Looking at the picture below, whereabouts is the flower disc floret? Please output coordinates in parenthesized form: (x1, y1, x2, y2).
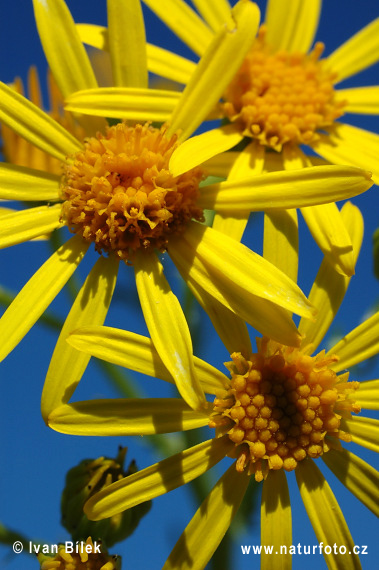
(209, 338, 360, 482)
(222, 27, 347, 150)
(61, 122, 204, 262)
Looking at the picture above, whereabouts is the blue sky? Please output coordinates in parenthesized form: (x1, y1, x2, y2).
(0, 1, 378, 569)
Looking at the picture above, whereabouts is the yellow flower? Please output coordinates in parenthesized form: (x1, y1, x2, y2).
(86, 0, 378, 276)
(1, 0, 372, 414)
(48, 202, 378, 569)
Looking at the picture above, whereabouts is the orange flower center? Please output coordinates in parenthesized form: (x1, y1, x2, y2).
(61, 122, 204, 262)
(222, 27, 347, 150)
(209, 338, 360, 482)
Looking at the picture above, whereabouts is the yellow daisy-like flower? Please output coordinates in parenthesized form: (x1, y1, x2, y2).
(48, 202, 378, 569)
(78, 0, 378, 277)
(1, 0, 372, 414)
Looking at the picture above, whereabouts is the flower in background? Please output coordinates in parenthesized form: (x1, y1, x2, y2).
(49, 202, 378, 569)
(116, 0, 379, 276)
(2, 0, 373, 416)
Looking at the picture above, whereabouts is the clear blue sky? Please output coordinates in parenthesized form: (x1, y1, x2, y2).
(0, 1, 378, 569)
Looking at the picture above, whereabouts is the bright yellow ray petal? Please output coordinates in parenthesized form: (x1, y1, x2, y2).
(76, 23, 107, 50)
(341, 416, 379, 453)
(64, 87, 180, 121)
(0, 82, 81, 161)
(326, 18, 379, 83)
(84, 436, 233, 520)
(169, 226, 305, 347)
(164, 463, 249, 570)
(354, 380, 379, 410)
(168, 1, 260, 140)
(261, 470, 292, 569)
(299, 202, 363, 352)
(77, 24, 196, 85)
(41, 255, 119, 422)
(265, 0, 321, 53)
(107, 0, 147, 87)
(313, 123, 379, 185)
(32, 0, 98, 97)
(67, 325, 229, 394)
(329, 311, 379, 372)
(264, 209, 298, 284)
(199, 165, 373, 211)
(169, 124, 244, 177)
(339, 86, 379, 115)
(213, 141, 265, 242)
(48, 398, 211, 435)
(0, 164, 60, 201)
(296, 459, 361, 570)
(0, 235, 88, 362)
(301, 202, 355, 277)
(191, 0, 233, 32)
(175, 222, 314, 319)
(0, 205, 62, 249)
(188, 280, 252, 356)
(142, 0, 213, 56)
(202, 151, 237, 178)
(146, 44, 195, 85)
(322, 447, 379, 517)
(134, 252, 206, 411)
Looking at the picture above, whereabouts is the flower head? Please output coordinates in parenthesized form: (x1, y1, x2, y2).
(48, 201, 379, 569)
(137, 0, 379, 275)
(37, 537, 121, 570)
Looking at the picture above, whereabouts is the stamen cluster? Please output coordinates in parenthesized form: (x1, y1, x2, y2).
(61, 122, 204, 262)
(210, 338, 360, 482)
(222, 27, 346, 150)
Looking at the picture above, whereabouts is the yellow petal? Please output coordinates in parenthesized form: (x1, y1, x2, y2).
(329, 311, 379, 372)
(41, 255, 119, 422)
(299, 202, 363, 352)
(164, 463, 249, 570)
(48, 398, 211, 435)
(0, 81, 81, 161)
(32, 0, 98, 97)
(142, 0, 213, 56)
(107, 0, 148, 87)
(0, 164, 60, 201)
(191, 0, 234, 32)
(174, 222, 314, 319)
(339, 86, 379, 115)
(341, 416, 379, 453)
(326, 18, 379, 83)
(168, 0, 260, 140)
(199, 165, 373, 211)
(264, 209, 298, 284)
(65, 87, 180, 121)
(169, 226, 304, 347)
(301, 202, 354, 277)
(134, 252, 206, 411)
(169, 124, 244, 177)
(84, 436, 232, 520)
(188, 281, 252, 356)
(313, 123, 379, 185)
(354, 379, 379, 410)
(77, 24, 196, 85)
(67, 325, 229, 394)
(202, 151, 238, 178)
(0, 235, 88, 362)
(146, 44, 196, 85)
(322, 448, 379, 517)
(296, 459, 361, 570)
(265, 0, 321, 53)
(261, 470, 292, 569)
(0, 205, 62, 249)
